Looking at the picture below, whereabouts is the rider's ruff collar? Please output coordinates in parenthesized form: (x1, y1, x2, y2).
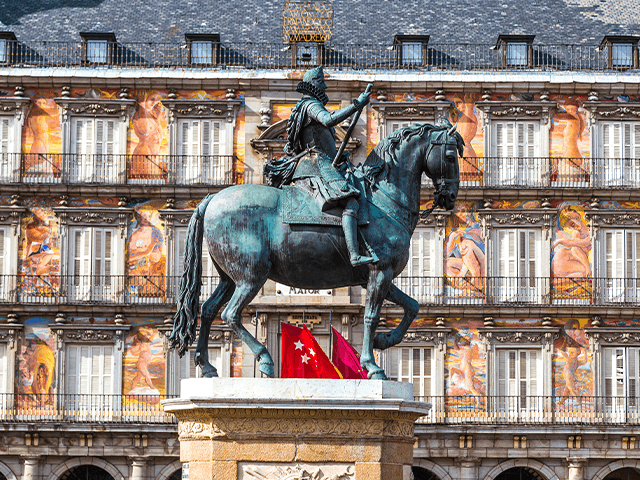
(296, 81, 329, 105)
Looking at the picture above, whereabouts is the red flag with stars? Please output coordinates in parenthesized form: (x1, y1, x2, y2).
(280, 322, 342, 379)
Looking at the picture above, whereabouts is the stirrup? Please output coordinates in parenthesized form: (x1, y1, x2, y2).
(350, 254, 376, 267)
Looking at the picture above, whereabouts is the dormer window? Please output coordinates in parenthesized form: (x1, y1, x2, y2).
(185, 34, 220, 66)
(0, 32, 16, 64)
(80, 32, 116, 64)
(296, 43, 318, 64)
(394, 35, 429, 66)
(495, 35, 535, 67)
(600, 35, 639, 69)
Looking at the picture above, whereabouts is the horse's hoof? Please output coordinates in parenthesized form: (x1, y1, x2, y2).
(259, 361, 275, 378)
(367, 368, 388, 380)
(203, 369, 219, 378)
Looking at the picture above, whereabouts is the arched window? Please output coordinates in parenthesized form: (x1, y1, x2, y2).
(60, 465, 115, 480)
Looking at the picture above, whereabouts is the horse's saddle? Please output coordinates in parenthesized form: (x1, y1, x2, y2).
(281, 180, 369, 226)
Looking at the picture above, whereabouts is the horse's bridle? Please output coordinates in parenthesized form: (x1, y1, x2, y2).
(420, 130, 460, 219)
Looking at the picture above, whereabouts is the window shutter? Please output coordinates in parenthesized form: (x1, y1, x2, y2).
(0, 227, 7, 278)
(102, 346, 113, 394)
(629, 348, 640, 401)
(497, 230, 516, 299)
(497, 349, 507, 397)
(79, 346, 91, 395)
(0, 118, 10, 154)
(90, 346, 102, 395)
(175, 228, 187, 279)
(66, 345, 79, 395)
(604, 347, 614, 398)
(386, 348, 399, 381)
(0, 344, 7, 394)
(72, 228, 92, 298)
(605, 230, 625, 301)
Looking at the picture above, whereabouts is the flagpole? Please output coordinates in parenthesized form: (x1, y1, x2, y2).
(329, 310, 333, 360)
(253, 311, 258, 377)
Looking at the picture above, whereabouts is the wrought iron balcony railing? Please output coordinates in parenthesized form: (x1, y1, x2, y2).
(0, 41, 634, 73)
(18, 153, 236, 186)
(393, 276, 639, 306)
(0, 393, 177, 424)
(0, 274, 635, 307)
(414, 396, 640, 425)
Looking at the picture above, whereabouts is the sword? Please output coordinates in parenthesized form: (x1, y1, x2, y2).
(332, 83, 373, 168)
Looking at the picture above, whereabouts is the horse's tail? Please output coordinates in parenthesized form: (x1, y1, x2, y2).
(169, 194, 215, 357)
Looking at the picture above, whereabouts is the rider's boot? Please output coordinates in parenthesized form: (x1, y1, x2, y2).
(342, 207, 376, 267)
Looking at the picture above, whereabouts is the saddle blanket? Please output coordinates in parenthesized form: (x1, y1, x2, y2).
(281, 184, 369, 226)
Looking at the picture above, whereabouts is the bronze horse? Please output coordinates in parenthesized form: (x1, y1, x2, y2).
(170, 123, 463, 379)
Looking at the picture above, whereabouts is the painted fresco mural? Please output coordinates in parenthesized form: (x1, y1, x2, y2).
(123, 319, 165, 402)
(22, 90, 62, 179)
(445, 319, 486, 408)
(127, 199, 167, 300)
(16, 317, 56, 407)
(444, 202, 485, 301)
(554, 318, 592, 401)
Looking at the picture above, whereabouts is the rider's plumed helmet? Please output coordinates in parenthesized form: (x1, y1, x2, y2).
(296, 66, 329, 105)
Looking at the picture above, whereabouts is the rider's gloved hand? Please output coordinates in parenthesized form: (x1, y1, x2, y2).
(356, 90, 371, 108)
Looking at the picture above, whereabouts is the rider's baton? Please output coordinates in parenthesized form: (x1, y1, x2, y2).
(332, 83, 373, 168)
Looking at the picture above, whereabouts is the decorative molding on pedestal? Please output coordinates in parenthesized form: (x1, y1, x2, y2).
(241, 463, 354, 480)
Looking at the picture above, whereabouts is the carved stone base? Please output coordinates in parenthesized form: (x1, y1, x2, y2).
(163, 378, 430, 480)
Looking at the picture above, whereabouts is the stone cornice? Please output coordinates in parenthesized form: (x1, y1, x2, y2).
(54, 206, 135, 237)
(583, 101, 640, 119)
(478, 326, 560, 351)
(0, 323, 22, 348)
(475, 101, 554, 124)
(162, 99, 242, 124)
(477, 208, 554, 239)
(55, 97, 136, 122)
(50, 324, 131, 350)
(371, 101, 451, 121)
(585, 327, 640, 351)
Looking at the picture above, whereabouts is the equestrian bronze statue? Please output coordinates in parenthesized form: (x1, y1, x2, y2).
(170, 67, 463, 379)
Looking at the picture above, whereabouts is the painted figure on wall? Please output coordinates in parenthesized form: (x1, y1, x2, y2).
(16, 318, 56, 407)
(127, 201, 166, 298)
(444, 203, 485, 298)
(552, 205, 592, 301)
(129, 90, 167, 181)
(554, 319, 591, 402)
(451, 93, 479, 181)
(551, 98, 588, 183)
(123, 323, 165, 398)
(24, 208, 59, 277)
(23, 94, 61, 179)
(446, 324, 486, 408)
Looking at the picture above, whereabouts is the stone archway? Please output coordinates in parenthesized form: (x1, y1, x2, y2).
(48, 458, 124, 480)
(483, 459, 559, 480)
(155, 460, 183, 480)
(593, 461, 640, 480)
(412, 459, 453, 480)
(0, 460, 17, 480)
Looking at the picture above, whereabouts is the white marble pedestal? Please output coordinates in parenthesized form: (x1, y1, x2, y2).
(163, 378, 430, 480)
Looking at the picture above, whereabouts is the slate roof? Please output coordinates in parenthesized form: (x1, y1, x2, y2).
(0, 0, 637, 45)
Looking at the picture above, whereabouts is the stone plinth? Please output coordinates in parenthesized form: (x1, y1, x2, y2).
(163, 378, 430, 480)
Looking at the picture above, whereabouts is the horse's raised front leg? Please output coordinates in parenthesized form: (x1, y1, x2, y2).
(373, 283, 419, 350)
(220, 278, 274, 377)
(361, 267, 393, 380)
(195, 272, 235, 378)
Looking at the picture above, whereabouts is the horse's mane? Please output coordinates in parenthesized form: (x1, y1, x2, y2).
(360, 123, 463, 181)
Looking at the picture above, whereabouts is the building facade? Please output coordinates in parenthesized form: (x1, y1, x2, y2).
(0, 1, 638, 479)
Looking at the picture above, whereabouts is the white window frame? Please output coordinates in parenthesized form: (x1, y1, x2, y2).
(395, 227, 442, 304)
(0, 98, 28, 182)
(479, 208, 552, 305)
(165, 328, 233, 395)
(481, 327, 557, 421)
(386, 345, 435, 399)
(495, 347, 542, 415)
(164, 99, 240, 186)
(0, 323, 20, 414)
(597, 228, 640, 304)
(57, 98, 134, 185)
(596, 121, 640, 187)
(477, 102, 551, 188)
(176, 118, 227, 184)
(70, 117, 120, 183)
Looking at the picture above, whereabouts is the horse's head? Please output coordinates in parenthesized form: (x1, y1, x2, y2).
(424, 122, 464, 211)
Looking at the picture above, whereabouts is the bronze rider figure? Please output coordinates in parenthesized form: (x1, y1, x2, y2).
(284, 66, 375, 267)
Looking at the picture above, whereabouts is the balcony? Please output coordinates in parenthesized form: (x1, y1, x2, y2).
(392, 276, 640, 306)
(9, 275, 220, 305)
(0, 393, 177, 424)
(19, 153, 236, 186)
(415, 396, 640, 425)
(0, 41, 633, 73)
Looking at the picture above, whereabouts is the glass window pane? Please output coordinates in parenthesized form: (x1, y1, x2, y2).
(402, 42, 423, 65)
(87, 40, 108, 63)
(506, 43, 528, 66)
(0, 39, 6, 63)
(296, 43, 318, 64)
(191, 41, 213, 64)
(612, 43, 633, 67)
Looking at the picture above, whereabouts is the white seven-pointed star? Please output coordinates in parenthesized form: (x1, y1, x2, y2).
(301, 353, 310, 364)
(309, 348, 316, 357)
(294, 340, 304, 351)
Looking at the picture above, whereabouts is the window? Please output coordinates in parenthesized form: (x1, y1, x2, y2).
(394, 35, 429, 67)
(600, 36, 639, 69)
(168, 342, 231, 395)
(80, 32, 116, 64)
(492, 229, 542, 303)
(602, 347, 640, 414)
(491, 121, 541, 186)
(65, 345, 115, 417)
(71, 118, 118, 183)
(496, 349, 541, 413)
(598, 121, 640, 186)
(175, 226, 219, 301)
(0, 227, 10, 299)
(495, 35, 534, 68)
(296, 43, 319, 64)
(177, 119, 226, 184)
(395, 229, 439, 303)
(0, 32, 16, 64)
(69, 227, 117, 302)
(600, 229, 640, 303)
(386, 346, 434, 398)
(0, 343, 7, 394)
(185, 34, 219, 66)
(0, 109, 24, 182)
(612, 43, 634, 67)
